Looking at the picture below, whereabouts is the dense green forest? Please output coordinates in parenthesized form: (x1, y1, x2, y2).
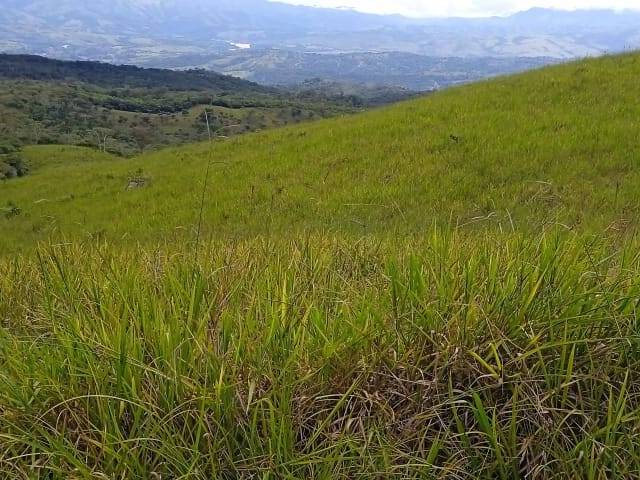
(0, 54, 274, 91)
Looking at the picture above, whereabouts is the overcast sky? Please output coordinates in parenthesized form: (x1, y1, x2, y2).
(275, 0, 640, 17)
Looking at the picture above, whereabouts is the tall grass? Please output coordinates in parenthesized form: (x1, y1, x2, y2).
(1, 232, 639, 478)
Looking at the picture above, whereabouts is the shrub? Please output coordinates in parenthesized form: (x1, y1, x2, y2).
(0, 151, 28, 180)
(0, 144, 17, 154)
(0, 162, 16, 180)
(2, 201, 21, 218)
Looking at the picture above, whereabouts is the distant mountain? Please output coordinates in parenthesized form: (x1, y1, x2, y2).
(2, 1, 638, 59)
(1, 1, 639, 89)
(0, 0, 404, 56)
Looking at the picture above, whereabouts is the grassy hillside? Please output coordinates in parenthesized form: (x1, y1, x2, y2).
(2, 54, 640, 478)
(1, 53, 640, 251)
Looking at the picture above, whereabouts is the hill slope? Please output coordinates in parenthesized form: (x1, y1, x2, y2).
(0, 54, 386, 156)
(3, 53, 640, 480)
(2, 53, 640, 251)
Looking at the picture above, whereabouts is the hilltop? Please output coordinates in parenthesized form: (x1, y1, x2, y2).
(1, 53, 639, 251)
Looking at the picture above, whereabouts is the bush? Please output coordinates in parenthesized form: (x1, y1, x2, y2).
(0, 152, 28, 179)
(2, 201, 21, 218)
(0, 144, 17, 155)
(0, 162, 16, 180)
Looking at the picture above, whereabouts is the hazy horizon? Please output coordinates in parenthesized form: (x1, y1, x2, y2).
(272, 0, 640, 18)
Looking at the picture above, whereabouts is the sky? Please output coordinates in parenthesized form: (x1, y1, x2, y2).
(275, 0, 640, 17)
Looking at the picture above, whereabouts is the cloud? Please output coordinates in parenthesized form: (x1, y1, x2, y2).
(273, 0, 640, 17)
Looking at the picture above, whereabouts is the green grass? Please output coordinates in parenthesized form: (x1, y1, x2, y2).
(2, 53, 640, 253)
(2, 53, 640, 478)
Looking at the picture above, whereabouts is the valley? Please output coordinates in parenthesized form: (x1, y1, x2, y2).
(158, 49, 556, 91)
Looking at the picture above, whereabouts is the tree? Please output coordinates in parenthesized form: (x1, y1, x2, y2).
(92, 128, 111, 152)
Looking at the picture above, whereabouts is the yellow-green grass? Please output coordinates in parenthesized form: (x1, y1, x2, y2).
(2, 53, 640, 253)
(1, 234, 640, 478)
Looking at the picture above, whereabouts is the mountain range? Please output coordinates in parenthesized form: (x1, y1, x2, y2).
(1, 1, 639, 89)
